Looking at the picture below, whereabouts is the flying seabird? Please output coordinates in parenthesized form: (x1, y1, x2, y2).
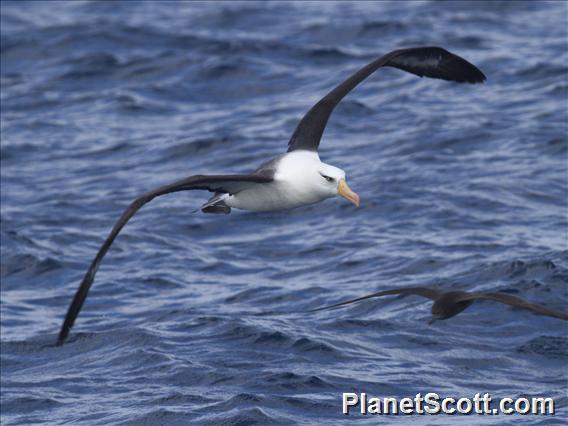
(310, 287, 568, 322)
(57, 46, 486, 344)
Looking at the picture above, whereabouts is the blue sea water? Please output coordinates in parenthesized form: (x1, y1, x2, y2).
(1, 0, 567, 424)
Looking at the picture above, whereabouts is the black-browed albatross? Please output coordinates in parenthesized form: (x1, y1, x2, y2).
(57, 46, 486, 344)
(310, 287, 568, 322)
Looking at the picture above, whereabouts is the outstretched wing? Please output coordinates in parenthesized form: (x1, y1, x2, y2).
(288, 46, 486, 152)
(57, 173, 273, 345)
(459, 292, 568, 321)
(309, 286, 442, 312)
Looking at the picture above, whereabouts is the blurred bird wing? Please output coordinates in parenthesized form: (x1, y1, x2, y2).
(309, 286, 442, 312)
(459, 292, 568, 321)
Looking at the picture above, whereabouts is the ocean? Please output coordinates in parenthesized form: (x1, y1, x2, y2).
(1, 1, 567, 424)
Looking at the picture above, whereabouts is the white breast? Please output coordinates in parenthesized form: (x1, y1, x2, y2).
(225, 151, 332, 211)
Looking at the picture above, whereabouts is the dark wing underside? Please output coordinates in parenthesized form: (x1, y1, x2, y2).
(460, 292, 568, 321)
(287, 46, 486, 152)
(310, 286, 442, 312)
(57, 173, 273, 345)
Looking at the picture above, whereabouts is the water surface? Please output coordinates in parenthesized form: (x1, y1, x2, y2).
(1, 1, 567, 424)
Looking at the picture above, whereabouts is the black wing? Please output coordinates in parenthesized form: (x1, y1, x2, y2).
(459, 292, 568, 321)
(288, 46, 486, 152)
(57, 173, 273, 345)
(309, 286, 442, 312)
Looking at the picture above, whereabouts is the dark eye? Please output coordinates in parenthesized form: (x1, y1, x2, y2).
(320, 174, 334, 183)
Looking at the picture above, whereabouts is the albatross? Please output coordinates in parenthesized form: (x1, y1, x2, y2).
(310, 287, 568, 322)
(57, 46, 486, 344)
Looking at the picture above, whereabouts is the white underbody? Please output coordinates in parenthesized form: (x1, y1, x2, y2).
(224, 150, 344, 212)
(225, 180, 327, 211)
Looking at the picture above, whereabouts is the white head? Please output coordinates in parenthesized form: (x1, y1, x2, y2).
(315, 162, 360, 206)
(275, 151, 360, 208)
